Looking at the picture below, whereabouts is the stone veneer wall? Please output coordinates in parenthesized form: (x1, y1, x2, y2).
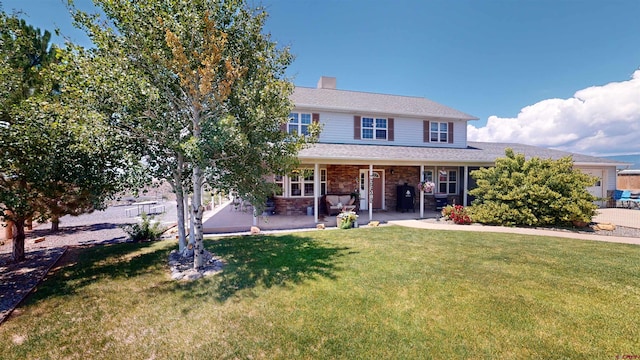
(326, 165, 360, 194)
(383, 166, 420, 211)
(274, 197, 314, 216)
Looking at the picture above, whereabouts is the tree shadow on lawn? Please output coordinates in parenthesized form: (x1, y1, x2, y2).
(178, 234, 350, 302)
(20, 234, 348, 307)
(26, 223, 132, 239)
(22, 240, 170, 306)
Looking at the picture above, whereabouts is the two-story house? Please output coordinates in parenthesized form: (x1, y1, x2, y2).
(272, 76, 621, 223)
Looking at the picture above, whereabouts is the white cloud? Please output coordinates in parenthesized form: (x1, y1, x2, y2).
(468, 69, 640, 155)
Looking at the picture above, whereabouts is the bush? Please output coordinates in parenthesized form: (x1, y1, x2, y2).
(122, 213, 166, 242)
(469, 149, 598, 227)
(441, 205, 472, 225)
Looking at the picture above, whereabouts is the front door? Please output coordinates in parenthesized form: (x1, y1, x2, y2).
(359, 169, 384, 210)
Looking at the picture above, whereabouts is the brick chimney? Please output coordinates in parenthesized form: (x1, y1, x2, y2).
(317, 76, 336, 89)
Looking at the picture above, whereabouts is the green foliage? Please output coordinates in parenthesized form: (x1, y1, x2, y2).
(0, 10, 145, 260)
(69, 0, 317, 261)
(469, 149, 598, 226)
(122, 213, 166, 242)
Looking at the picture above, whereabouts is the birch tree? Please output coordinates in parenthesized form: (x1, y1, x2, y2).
(72, 0, 314, 269)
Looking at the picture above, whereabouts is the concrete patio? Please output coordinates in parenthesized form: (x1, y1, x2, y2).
(202, 201, 443, 234)
(201, 201, 640, 235)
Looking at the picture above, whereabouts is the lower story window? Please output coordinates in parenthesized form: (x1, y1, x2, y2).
(438, 169, 457, 194)
(274, 169, 327, 197)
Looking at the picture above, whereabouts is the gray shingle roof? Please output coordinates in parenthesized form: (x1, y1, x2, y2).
(298, 142, 626, 166)
(292, 87, 478, 121)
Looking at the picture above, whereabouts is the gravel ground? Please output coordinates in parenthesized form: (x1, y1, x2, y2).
(0, 202, 178, 324)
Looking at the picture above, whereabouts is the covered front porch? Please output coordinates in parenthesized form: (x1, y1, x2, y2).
(202, 201, 443, 234)
(271, 162, 478, 224)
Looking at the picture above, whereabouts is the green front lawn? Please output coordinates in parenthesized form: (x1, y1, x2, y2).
(1, 226, 639, 359)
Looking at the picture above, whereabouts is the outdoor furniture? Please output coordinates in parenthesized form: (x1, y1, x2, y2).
(613, 190, 640, 208)
(230, 196, 253, 212)
(629, 191, 640, 208)
(262, 197, 276, 216)
(323, 194, 357, 216)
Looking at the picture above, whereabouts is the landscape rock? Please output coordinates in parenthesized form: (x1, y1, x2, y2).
(168, 248, 225, 282)
(182, 269, 203, 281)
(594, 222, 616, 231)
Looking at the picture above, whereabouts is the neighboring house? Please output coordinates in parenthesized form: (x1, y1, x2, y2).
(272, 76, 624, 221)
(618, 169, 640, 190)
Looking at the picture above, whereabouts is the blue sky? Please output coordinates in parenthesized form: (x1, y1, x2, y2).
(3, 0, 640, 156)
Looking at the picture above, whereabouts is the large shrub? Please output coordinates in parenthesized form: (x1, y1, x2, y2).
(469, 149, 598, 227)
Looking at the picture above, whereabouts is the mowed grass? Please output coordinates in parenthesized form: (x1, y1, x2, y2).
(1, 226, 640, 359)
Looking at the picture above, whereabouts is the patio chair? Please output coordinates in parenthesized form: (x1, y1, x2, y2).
(629, 191, 640, 209)
(614, 190, 636, 208)
(231, 196, 242, 211)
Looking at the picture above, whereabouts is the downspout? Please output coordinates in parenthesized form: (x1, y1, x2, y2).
(463, 166, 468, 206)
(314, 163, 319, 223)
(369, 164, 374, 221)
(420, 165, 424, 218)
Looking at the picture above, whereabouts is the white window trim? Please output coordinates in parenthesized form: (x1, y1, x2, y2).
(273, 168, 327, 198)
(430, 121, 449, 143)
(362, 116, 388, 140)
(437, 168, 458, 195)
(288, 112, 312, 136)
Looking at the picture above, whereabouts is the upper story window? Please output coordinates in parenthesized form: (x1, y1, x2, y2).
(430, 122, 449, 143)
(362, 117, 387, 140)
(288, 112, 311, 135)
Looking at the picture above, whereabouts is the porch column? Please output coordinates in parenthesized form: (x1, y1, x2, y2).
(463, 166, 469, 206)
(314, 162, 320, 223)
(420, 165, 424, 218)
(369, 164, 374, 221)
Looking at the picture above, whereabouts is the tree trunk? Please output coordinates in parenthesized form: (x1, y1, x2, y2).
(175, 190, 187, 252)
(186, 194, 194, 245)
(50, 215, 60, 232)
(192, 165, 204, 269)
(12, 218, 26, 262)
(191, 104, 205, 269)
(173, 156, 187, 252)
